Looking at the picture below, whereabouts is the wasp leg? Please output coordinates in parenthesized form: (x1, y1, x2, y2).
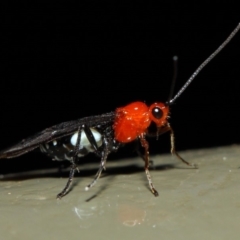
(57, 126, 82, 199)
(164, 123, 198, 168)
(85, 138, 110, 191)
(139, 134, 159, 197)
(57, 163, 79, 199)
(57, 124, 106, 198)
(134, 141, 155, 169)
(83, 124, 101, 156)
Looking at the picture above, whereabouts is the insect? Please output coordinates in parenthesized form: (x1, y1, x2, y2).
(0, 24, 239, 199)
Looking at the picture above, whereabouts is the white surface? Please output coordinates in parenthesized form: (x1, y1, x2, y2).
(70, 128, 102, 149)
(1, 145, 240, 240)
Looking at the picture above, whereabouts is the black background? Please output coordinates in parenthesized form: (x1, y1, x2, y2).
(1, 2, 240, 174)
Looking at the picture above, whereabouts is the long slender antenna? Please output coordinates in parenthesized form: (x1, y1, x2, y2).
(169, 23, 240, 105)
(168, 56, 178, 102)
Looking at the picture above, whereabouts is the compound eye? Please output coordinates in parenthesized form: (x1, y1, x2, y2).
(152, 107, 163, 119)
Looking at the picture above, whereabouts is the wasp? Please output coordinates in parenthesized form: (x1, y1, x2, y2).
(1, 24, 239, 198)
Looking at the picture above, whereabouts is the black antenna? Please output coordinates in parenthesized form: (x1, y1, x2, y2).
(169, 23, 240, 105)
(167, 56, 178, 102)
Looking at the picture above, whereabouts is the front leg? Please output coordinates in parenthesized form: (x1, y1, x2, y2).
(164, 123, 197, 168)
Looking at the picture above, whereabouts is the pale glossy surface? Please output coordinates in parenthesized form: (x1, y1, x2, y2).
(1, 145, 240, 240)
(70, 128, 102, 149)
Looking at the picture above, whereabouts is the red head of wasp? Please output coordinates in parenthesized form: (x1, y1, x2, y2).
(0, 24, 239, 199)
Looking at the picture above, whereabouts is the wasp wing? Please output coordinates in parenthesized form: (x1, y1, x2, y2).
(0, 112, 115, 159)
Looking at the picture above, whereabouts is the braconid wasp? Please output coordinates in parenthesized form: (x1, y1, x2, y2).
(0, 24, 239, 199)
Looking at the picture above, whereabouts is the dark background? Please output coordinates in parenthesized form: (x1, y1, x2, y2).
(1, 2, 240, 174)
